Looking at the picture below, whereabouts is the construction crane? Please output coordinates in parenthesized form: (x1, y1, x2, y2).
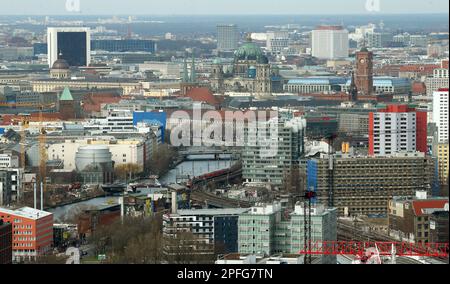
(298, 240, 449, 259)
(0, 102, 55, 209)
(303, 188, 316, 264)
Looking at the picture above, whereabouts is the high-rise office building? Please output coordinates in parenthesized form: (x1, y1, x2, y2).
(311, 26, 349, 60)
(47, 27, 91, 67)
(369, 105, 427, 156)
(242, 113, 306, 187)
(217, 25, 239, 51)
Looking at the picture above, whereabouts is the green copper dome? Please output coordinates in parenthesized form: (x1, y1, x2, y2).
(234, 37, 268, 64)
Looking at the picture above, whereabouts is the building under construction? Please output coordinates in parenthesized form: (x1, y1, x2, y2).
(307, 152, 436, 216)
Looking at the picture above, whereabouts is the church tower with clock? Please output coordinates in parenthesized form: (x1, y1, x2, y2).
(355, 47, 373, 96)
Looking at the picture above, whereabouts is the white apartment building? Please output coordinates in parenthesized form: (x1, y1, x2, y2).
(433, 89, 449, 143)
(312, 26, 349, 60)
(371, 111, 417, 156)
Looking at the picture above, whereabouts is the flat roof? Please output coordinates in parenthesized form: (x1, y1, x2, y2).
(176, 208, 250, 216)
(0, 207, 52, 220)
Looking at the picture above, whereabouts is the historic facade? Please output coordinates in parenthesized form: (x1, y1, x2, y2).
(210, 35, 277, 94)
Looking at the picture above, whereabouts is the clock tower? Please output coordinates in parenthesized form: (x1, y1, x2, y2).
(355, 47, 373, 96)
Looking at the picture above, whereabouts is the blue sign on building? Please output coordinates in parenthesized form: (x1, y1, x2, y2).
(133, 112, 167, 141)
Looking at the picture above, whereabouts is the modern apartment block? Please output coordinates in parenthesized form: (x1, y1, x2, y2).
(432, 89, 449, 143)
(237, 202, 337, 264)
(369, 104, 427, 156)
(163, 208, 249, 255)
(307, 152, 436, 216)
(0, 207, 53, 262)
(242, 113, 306, 187)
(432, 89, 449, 185)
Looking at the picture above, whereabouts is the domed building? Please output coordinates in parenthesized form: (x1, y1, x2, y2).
(211, 34, 277, 95)
(50, 53, 71, 79)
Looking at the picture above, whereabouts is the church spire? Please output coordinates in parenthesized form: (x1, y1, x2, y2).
(349, 71, 358, 102)
(190, 53, 196, 83)
(182, 56, 189, 83)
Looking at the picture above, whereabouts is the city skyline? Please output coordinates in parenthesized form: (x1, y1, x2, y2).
(1, 0, 449, 15)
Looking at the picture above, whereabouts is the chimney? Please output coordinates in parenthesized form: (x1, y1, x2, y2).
(171, 191, 177, 214)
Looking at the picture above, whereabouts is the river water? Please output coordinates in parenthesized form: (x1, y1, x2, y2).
(49, 157, 234, 221)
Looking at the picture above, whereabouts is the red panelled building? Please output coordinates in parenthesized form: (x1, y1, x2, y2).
(369, 105, 427, 156)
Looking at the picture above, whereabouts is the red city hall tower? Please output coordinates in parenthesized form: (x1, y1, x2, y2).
(356, 47, 373, 96)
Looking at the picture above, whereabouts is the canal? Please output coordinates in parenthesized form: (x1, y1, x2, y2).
(49, 156, 236, 221)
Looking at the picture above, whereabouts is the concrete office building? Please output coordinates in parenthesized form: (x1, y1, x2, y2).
(0, 153, 19, 168)
(365, 32, 393, 48)
(47, 27, 91, 68)
(338, 113, 369, 136)
(410, 35, 429, 47)
(307, 152, 436, 216)
(237, 202, 337, 264)
(0, 168, 22, 206)
(163, 208, 249, 255)
(266, 31, 289, 54)
(217, 25, 239, 51)
(91, 39, 157, 53)
(311, 26, 349, 60)
(426, 67, 449, 97)
(242, 114, 306, 187)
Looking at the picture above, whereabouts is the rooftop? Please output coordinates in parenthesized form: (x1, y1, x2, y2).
(0, 207, 52, 220)
(175, 208, 250, 216)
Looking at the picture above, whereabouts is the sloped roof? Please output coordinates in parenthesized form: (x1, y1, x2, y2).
(60, 87, 74, 101)
(412, 199, 449, 216)
(185, 87, 220, 106)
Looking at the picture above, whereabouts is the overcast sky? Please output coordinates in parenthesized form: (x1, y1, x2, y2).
(1, 0, 448, 15)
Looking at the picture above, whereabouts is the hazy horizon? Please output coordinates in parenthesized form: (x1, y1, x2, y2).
(1, 0, 448, 15)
